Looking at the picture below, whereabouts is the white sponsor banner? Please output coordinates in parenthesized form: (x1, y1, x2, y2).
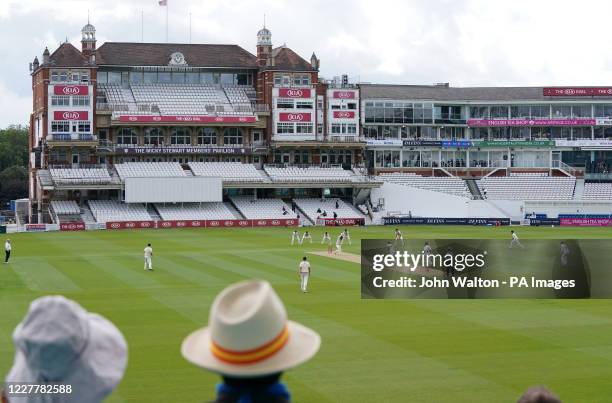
(555, 139, 612, 147)
(596, 118, 612, 126)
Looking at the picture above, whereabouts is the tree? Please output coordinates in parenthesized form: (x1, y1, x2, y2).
(0, 126, 29, 205)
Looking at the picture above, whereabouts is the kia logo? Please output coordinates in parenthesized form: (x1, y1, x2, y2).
(210, 221, 219, 226)
(224, 221, 234, 226)
(335, 91, 352, 98)
(336, 112, 351, 118)
(286, 220, 294, 225)
(129, 116, 137, 121)
(111, 223, 120, 229)
(162, 222, 171, 227)
(62, 111, 80, 120)
(126, 222, 135, 228)
(271, 220, 280, 225)
(177, 222, 186, 227)
(564, 89, 575, 95)
(257, 220, 266, 226)
(62, 86, 81, 95)
(286, 89, 303, 97)
(239, 221, 249, 226)
(287, 113, 304, 121)
(192, 221, 200, 226)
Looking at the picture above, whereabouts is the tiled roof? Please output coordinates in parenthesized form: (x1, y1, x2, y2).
(268, 46, 314, 71)
(45, 43, 89, 67)
(96, 42, 258, 68)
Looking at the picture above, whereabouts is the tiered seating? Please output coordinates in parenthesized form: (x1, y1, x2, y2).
(264, 166, 353, 183)
(477, 176, 576, 200)
(114, 162, 186, 180)
(50, 168, 112, 185)
(223, 86, 251, 105)
(88, 200, 151, 223)
(294, 198, 364, 222)
(51, 200, 80, 215)
(583, 183, 612, 199)
(98, 83, 126, 104)
(188, 162, 262, 182)
(155, 203, 236, 220)
(131, 84, 246, 116)
(380, 173, 470, 197)
(231, 197, 296, 219)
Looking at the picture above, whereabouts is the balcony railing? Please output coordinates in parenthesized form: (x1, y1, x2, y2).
(47, 133, 97, 142)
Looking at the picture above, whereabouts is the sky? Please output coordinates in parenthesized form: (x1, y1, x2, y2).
(1, 0, 612, 127)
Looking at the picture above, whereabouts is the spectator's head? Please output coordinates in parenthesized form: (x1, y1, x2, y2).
(517, 386, 561, 403)
(182, 280, 320, 378)
(6, 296, 127, 401)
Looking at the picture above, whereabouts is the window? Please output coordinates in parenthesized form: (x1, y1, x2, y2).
(171, 127, 191, 145)
(220, 73, 234, 85)
(197, 128, 217, 145)
(346, 124, 357, 134)
(80, 72, 89, 83)
(51, 121, 70, 132)
(129, 72, 144, 83)
(77, 121, 91, 133)
(572, 105, 591, 118)
(276, 99, 294, 109)
(51, 96, 70, 106)
(59, 71, 68, 82)
(489, 106, 507, 118)
(72, 96, 90, 106)
(171, 71, 185, 83)
(510, 105, 530, 118)
(552, 105, 571, 118)
(186, 72, 199, 84)
(200, 72, 215, 84)
(331, 124, 341, 134)
(51, 72, 59, 82)
(116, 128, 137, 145)
(296, 101, 313, 109)
(223, 128, 243, 145)
(108, 71, 121, 84)
(252, 131, 262, 143)
(331, 123, 356, 134)
(293, 74, 310, 86)
(158, 72, 171, 83)
(594, 104, 612, 117)
(276, 123, 293, 134)
(144, 128, 164, 145)
(144, 72, 157, 83)
(531, 105, 550, 118)
(296, 123, 313, 134)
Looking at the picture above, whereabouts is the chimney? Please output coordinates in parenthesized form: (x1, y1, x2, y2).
(310, 52, 320, 71)
(42, 47, 50, 64)
(32, 56, 40, 71)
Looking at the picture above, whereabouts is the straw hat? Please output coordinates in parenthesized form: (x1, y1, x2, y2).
(5, 296, 127, 403)
(181, 280, 320, 377)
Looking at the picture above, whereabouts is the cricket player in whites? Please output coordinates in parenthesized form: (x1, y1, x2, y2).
(509, 230, 524, 249)
(301, 230, 313, 244)
(298, 256, 311, 293)
(321, 231, 331, 244)
(394, 228, 404, 247)
(144, 243, 153, 271)
(335, 233, 345, 255)
(291, 229, 301, 246)
(343, 229, 352, 245)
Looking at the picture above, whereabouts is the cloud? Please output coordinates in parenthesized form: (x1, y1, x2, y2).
(0, 80, 32, 127)
(3, 0, 612, 126)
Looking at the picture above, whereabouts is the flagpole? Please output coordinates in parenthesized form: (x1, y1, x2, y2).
(141, 9, 144, 42)
(189, 12, 192, 44)
(166, 2, 169, 43)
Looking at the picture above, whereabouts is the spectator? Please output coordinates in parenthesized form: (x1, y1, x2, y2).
(335, 200, 339, 209)
(2, 296, 127, 403)
(333, 211, 338, 220)
(517, 386, 561, 403)
(322, 211, 327, 217)
(316, 208, 322, 214)
(181, 280, 321, 403)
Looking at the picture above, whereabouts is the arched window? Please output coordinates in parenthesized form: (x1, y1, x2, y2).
(197, 128, 217, 145)
(223, 128, 243, 145)
(171, 127, 191, 145)
(116, 127, 137, 145)
(144, 127, 164, 145)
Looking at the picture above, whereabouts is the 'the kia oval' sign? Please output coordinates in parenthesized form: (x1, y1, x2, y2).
(278, 88, 312, 98)
(53, 111, 88, 121)
(279, 112, 311, 122)
(53, 85, 89, 96)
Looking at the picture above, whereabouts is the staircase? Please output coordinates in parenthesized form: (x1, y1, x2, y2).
(224, 201, 245, 219)
(146, 205, 161, 221)
(466, 179, 483, 200)
(573, 178, 585, 199)
(80, 205, 96, 224)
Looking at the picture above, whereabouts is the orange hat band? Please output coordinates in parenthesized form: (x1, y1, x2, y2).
(210, 325, 290, 365)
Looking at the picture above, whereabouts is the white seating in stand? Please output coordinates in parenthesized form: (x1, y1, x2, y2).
(293, 198, 364, 222)
(188, 162, 262, 182)
(114, 162, 186, 180)
(88, 200, 151, 223)
(50, 168, 111, 185)
(264, 166, 353, 183)
(51, 200, 80, 215)
(379, 173, 470, 197)
(583, 183, 612, 200)
(155, 203, 237, 220)
(231, 197, 296, 219)
(477, 176, 576, 200)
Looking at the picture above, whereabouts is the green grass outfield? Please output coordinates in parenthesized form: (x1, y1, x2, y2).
(1, 225, 612, 402)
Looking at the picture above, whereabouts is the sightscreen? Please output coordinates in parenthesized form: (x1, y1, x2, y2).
(124, 177, 222, 203)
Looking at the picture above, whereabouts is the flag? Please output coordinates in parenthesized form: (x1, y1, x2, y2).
(159, 0, 167, 6)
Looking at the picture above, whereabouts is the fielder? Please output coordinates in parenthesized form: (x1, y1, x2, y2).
(560, 241, 570, 266)
(4, 239, 11, 264)
(509, 230, 524, 249)
(144, 243, 153, 271)
(301, 230, 313, 244)
(321, 231, 331, 244)
(291, 229, 301, 246)
(343, 229, 352, 245)
(335, 234, 345, 255)
(298, 256, 311, 293)
(394, 228, 404, 247)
